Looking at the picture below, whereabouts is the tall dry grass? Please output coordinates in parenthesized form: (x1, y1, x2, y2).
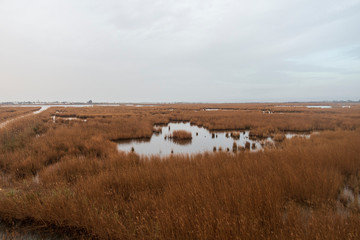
(169, 130, 192, 140)
(0, 103, 359, 239)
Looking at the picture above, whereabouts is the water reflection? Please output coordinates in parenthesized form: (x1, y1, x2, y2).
(306, 105, 332, 109)
(117, 122, 271, 156)
(285, 133, 311, 139)
(51, 115, 88, 123)
(172, 139, 192, 145)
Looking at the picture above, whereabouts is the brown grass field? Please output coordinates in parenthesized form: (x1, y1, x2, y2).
(0, 103, 359, 239)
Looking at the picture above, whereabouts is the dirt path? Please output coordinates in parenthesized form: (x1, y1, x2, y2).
(0, 106, 49, 130)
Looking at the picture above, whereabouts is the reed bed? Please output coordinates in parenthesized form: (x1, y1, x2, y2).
(273, 133, 286, 142)
(0, 103, 359, 239)
(45, 103, 360, 139)
(169, 130, 192, 140)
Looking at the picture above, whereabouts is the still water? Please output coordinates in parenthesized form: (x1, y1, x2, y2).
(117, 122, 277, 156)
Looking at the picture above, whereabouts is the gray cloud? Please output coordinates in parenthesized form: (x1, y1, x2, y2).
(0, 0, 359, 102)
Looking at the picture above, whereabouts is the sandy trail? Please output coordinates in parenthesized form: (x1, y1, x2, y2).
(0, 105, 93, 129)
(0, 106, 49, 129)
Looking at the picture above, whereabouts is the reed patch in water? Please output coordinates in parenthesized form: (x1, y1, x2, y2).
(168, 130, 192, 140)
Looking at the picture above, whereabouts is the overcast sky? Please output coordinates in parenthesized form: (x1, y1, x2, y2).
(0, 0, 359, 103)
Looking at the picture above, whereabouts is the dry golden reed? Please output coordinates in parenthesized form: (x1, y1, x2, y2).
(0, 103, 359, 239)
(169, 130, 192, 140)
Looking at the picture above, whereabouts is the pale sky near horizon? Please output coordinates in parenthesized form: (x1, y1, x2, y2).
(0, 0, 359, 103)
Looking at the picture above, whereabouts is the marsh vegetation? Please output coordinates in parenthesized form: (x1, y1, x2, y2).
(0, 103, 359, 239)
